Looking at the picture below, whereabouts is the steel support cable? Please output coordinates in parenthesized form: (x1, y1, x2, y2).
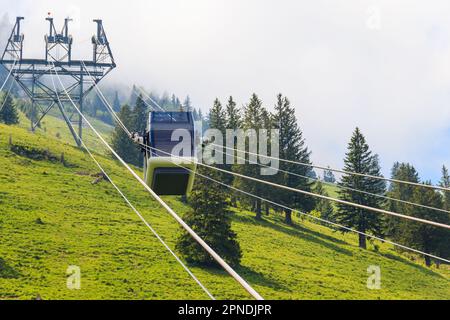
(50, 68, 215, 300)
(87, 81, 450, 232)
(78, 73, 450, 270)
(53, 64, 264, 301)
(137, 143, 450, 231)
(128, 91, 448, 193)
(81, 61, 131, 136)
(211, 143, 450, 193)
(139, 144, 450, 264)
(82, 79, 450, 269)
(135, 86, 166, 111)
(212, 147, 450, 215)
(0, 77, 16, 113)
(0, 59, 17, 92)
(191, 160, 450, 263)
(131, 86, 156, 111)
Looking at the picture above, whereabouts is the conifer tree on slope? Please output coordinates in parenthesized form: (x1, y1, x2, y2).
(323, 167, 336, 183)
(171, 94, 178, 110)
(134, 94, 147, 133)
(225, 96, 241, 206)
(260, 102, 276, 215)
(183, 95, 192, 112)
(335, 127, 386, 249)
(133, 94, 147, 165)
(89, 93, 102, 117)
(176, 165, 242, 267)
(113, 91, 121, 112)
(272, 93, 315, 224)
(314, 181, 334, 224)
(111, 105, 140, 166)
(405, 183, 450, 266)
(385, 162, 419, 244)
(233, 94, 267, 219)
(129, 85, 139, 106)
(440, 165, 450, 211)
(208, 98, 227, 133)
(208, 98, 227, 157)
(0, 93, 19, 125)
(226, 96, 241, 129)
(206, 98, 228, 185)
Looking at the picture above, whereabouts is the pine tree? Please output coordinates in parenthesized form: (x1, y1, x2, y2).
(183, 95, 192, 111)
(225, 96, 241, 207)
(307, 170, 318, 180)
(440, 165, 450, 211)
(160, 92, 170, 110)
(113, 91, 121, 112)
(405, 183, 450, 266)
(92, 93, 103, 117)
(171, 94, 178, 110)
(0, 93, 19, 125)
(198, 109, 209, 132)
(385, 162, 419, 244)
(208, 98, 226, 133)
(271, 94, 315, 224)
(323, 167, 336, 183)
(206, 98, 228, 188)
(129, 85, 138, 106)
(225, 96, 241, 129)
(134, 94, 147, 133)
(111, 105, 140, 166)
(314, 181, 334, 224)
(176, 165, 242, 267)
(334, 127, 386, 249)
(233, 94, 267, 219)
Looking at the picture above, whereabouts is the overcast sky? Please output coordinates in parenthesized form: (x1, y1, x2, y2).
(2, 0, 450, 182)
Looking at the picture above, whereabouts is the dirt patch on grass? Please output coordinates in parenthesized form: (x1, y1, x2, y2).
(10, 144, 76, 167)
(0, 258, 20, 279)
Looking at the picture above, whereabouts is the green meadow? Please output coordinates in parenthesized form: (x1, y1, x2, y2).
(0, 116, 449, 300)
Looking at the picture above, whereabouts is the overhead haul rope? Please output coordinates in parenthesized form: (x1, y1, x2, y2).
(140, 144, 450, 264)
(0, 60, 18, 113)
(135, 142, 450, 231)
(50, 67, 215, 299)
(0, 59, 17, 92)
(125, 86, 449, 194)
(0, 77, 16, 113)
(80, 61, 132, 137)
(212, 147, 450, 215)
(124, 85, 450, 214)
(82, 70, 450, 274)
(135, 86, 166, 111)
(55, 63, 264, 301)
(211, 144, 450, 193)
(81, 76, 450, 231)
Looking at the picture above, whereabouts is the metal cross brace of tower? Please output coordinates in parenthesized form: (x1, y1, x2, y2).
(0, 16, 116, 146)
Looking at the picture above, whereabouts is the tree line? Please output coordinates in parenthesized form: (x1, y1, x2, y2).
(3, 84, 447, 269)
(176, 93, 450, 268)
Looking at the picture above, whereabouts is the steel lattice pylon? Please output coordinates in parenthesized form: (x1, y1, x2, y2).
(0, 16, 116, 146)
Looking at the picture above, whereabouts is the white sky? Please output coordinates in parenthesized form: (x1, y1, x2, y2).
(2, 0, 450, 182)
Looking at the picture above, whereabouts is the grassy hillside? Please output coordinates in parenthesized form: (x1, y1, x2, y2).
(0, 121, 449, 300)
(17, 111, 113, 155)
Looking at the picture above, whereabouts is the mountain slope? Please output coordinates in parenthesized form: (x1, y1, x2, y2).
(0, 121, 449, 300)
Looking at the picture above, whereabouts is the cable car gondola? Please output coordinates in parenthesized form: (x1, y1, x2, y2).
(136, 111, 197, 196)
